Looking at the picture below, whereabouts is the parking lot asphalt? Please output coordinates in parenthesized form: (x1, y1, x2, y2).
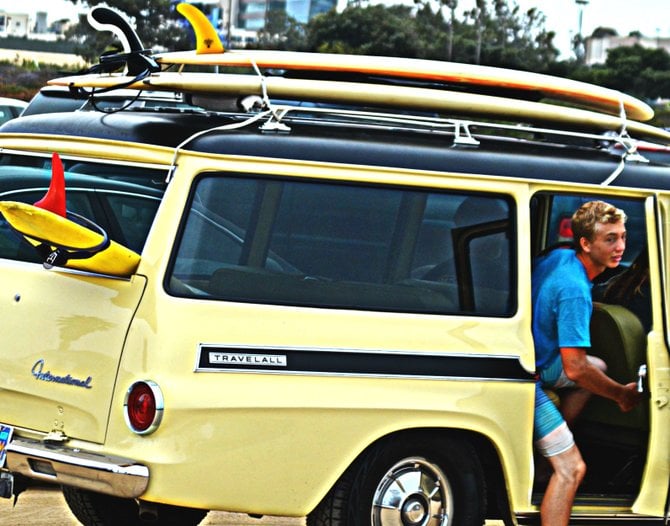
(0, 485, 507, 525)
(0, 486, 305, 525)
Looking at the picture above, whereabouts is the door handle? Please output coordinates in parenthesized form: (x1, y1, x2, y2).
(637, 364, 647, 393)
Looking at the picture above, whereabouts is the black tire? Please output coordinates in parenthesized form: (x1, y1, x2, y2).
(307, 434, 486, 526)
(62, 486, 208, 526)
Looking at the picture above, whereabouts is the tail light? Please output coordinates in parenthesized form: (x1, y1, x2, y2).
(124, 381, 163, 435)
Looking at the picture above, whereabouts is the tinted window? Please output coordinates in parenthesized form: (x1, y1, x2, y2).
(169, 174, 515, 316)
(0, 103, 24, 125)
(0, 189, 96, 263)
(0, 158, 164, 263)
(100, 192, 160, 252)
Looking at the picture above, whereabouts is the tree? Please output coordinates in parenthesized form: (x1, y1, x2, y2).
(569, 44, 670, 101)
(255, 10, 306, 50)
(306, 0, 558, 71)
(604, 45, 670, 98)
(413, 3, 451, 60)
(64, 0, 191, 63)
(412, 0, 558, 70)
(442, 0, 458, 61)
(306, 5, 425, 57)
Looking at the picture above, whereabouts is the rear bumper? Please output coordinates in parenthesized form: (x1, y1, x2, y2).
(6, 436, 149, 498)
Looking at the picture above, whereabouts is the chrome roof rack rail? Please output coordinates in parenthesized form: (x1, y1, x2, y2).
(260, 104, 648, 154)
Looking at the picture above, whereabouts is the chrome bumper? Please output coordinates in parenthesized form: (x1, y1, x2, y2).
(6, 436, 149, 498)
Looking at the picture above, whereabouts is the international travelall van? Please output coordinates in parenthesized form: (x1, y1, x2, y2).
(0, 6, 668, 526)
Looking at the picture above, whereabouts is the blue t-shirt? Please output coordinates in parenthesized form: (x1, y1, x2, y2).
(532, 248, 592, 371)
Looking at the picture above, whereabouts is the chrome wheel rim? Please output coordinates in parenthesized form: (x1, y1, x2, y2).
(371, 456, 453, 526)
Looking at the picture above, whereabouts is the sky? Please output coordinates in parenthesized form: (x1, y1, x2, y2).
(0, 0, 667, 58)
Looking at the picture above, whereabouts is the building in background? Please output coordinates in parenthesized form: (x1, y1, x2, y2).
(34, 12, 48, 34)
(0, 9, 73, 37)
(586, 33, 670, 65)
(178, 0, 336, 44)
(0, 11, 30, 37)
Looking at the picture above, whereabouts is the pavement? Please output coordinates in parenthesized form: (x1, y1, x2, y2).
(0, 485, 304, 526)
(0, 485, 507, 525)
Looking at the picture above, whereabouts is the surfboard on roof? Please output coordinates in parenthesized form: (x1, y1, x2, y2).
(46, 71, 670, 144)
(168, 2, 653, 122)
(49, 4, 663, 144)
(156, 49, 652, 122)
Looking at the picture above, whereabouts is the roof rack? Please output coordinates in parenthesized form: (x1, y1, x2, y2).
(233, 103, 643, 157)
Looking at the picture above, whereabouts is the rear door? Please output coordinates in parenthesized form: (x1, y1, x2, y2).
(0, 264, 146, 443)
(0, 156, 162, 443)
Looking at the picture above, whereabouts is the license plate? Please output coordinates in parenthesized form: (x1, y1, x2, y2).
(0, 424, 13, 468)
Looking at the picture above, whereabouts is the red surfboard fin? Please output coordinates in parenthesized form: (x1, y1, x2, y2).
(34, 152, 67, 217)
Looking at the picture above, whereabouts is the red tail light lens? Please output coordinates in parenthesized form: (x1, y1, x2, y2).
(124, 381, 163, 435)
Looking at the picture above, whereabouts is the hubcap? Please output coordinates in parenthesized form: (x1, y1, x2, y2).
(371, 456, 453, 526)
(402, 495, 428, 524)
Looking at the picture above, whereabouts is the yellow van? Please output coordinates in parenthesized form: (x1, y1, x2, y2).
(0, 8, 668, 526)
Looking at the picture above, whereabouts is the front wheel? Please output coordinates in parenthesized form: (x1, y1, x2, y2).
(307, 434, 486, 526)
(62, 486, 208, 526)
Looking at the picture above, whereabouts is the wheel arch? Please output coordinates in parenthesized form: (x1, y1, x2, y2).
(308, 426, 514, 525)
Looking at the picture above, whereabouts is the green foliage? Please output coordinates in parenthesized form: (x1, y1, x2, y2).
(304, 1, 558, 72)
(571, 44, 670, 101)
(0, 61, 79, 100)
(53, 0, 670, 106)
(254, 10, 307, 50)
(591, 27, 618, 39)
(306, 5, 425, 57)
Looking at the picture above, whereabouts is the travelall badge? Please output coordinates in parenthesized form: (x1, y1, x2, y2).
(210, 352, 287, 366)
(196, 345, 288, 372)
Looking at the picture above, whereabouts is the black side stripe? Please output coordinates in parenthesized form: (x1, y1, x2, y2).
(196, 345, 534, 381)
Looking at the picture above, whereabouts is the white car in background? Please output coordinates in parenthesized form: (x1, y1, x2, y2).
(0, 97, 27, 125)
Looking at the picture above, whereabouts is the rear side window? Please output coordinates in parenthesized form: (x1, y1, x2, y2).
(101, 193, 161, 252)
(169, 174, 515, 316)
(0, 190, 95, 263)
(0, 157, 165, 262)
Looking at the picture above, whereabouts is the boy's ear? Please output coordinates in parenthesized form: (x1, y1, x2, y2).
(579, 236, 591, 253)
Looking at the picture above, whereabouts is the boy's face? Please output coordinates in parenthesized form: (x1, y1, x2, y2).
(582, 220, 627, 270)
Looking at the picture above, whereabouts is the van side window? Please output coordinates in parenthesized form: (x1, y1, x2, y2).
(169, 174, 515, 316)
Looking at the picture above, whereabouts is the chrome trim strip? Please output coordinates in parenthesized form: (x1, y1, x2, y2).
(6, 437, 149, 498)
(195, 343, 535, 382)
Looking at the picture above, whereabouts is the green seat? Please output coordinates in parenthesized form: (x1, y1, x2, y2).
(581, 302, 648, 432)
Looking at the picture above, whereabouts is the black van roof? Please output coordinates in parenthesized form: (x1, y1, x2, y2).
(3, 108, 670, 191)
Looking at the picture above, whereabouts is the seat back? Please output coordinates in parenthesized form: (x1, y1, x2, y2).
(581, 302, 648, 431)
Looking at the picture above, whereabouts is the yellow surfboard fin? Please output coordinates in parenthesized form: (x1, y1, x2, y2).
(0, 201, 141, 277)
(177, 3, 225, 54)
